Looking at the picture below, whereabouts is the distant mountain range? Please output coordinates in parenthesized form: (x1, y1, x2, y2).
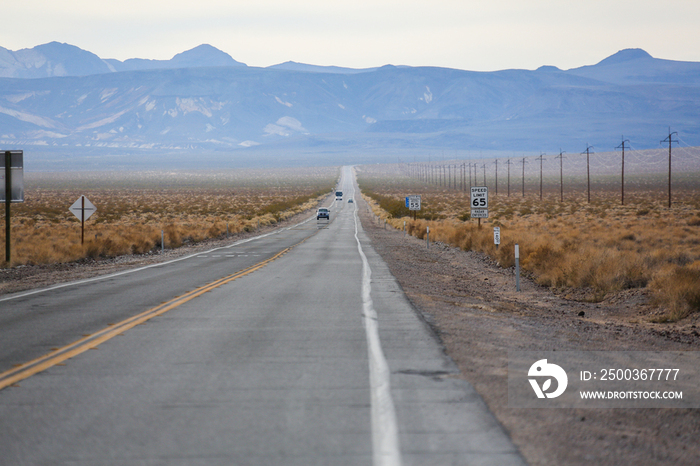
(0, 42, 699, 167)
(0, 43, 246, 78)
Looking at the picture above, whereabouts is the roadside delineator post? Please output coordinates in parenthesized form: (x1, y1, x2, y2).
(403, 220, 406, 237)
(515, 243, 521, 292)
(161, 230, 165, 253)
(426, 226, 430, 249)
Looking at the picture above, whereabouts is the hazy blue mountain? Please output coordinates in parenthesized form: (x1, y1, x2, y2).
(568, 48, 700, 85)
(0, 44, 699, 165)
(0, 42, 245, 78)
(0, 42, 112, 78)
(268, 61, 379, 74)
(105, 44, 246, 72)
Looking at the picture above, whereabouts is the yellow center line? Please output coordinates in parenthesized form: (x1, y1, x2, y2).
(0, 241, 304, 391)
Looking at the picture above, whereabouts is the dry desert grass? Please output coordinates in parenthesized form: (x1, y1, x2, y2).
(2, 167, 337, 267)
(357, 165, 700, 322)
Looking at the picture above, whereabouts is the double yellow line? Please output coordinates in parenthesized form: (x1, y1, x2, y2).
(0, 245, 295, 391)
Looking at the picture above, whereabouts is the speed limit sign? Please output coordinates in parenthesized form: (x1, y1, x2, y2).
(471, 186, 488, 218)
(406, 195, 421, 211)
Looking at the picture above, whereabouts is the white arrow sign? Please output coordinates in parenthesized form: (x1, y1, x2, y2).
(69, 195, 97, 222)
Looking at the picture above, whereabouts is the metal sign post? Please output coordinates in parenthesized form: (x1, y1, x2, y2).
(69, 195, 97, 244)
(2, 150, 24, 263)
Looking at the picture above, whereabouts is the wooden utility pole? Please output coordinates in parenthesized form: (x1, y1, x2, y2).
(616, 137, 630, 206)
(520, 157, 527, 197)
(505, 159, 512, 197)
(661, 128, 678, 208)
(582, 144, 593, 203)
(555, 150, 565, 202)
(535, 153, 546, 200)
(494, 159, 498, 195)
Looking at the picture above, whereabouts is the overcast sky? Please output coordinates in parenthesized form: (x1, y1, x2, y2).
(2, 0, 699, 71)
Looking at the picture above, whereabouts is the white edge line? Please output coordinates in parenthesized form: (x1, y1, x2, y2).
(0, 214, 317, 303)
(351, 173, 403, 466)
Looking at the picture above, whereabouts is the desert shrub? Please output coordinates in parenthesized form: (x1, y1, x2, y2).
(650, 266, 700, 321)
(130, 234, 156, 255)
(496, 239, 516, 267)
(585, 250, 649, 293)
(521, 240, 564, 285)
(164, 223, 183, 248)
(207, 222, 227, 238)
(407, 219, 429, 239)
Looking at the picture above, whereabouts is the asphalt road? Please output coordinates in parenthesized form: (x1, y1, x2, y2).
(0, 167, 525, 465)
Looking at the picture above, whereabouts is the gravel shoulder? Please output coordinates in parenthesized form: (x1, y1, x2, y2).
(357, 198, 700, 466)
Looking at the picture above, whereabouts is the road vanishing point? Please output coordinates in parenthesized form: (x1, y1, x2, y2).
(0, 167, 525, 466)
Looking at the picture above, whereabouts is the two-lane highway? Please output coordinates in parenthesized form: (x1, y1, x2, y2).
(0, 214, 324, 375)
(0, 167, 525, 465)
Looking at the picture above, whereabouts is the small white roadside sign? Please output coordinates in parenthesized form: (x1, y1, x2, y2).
(494, 226, 501, 245)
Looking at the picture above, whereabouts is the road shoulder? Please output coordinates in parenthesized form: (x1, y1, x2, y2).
(357, 199, 700, 466)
